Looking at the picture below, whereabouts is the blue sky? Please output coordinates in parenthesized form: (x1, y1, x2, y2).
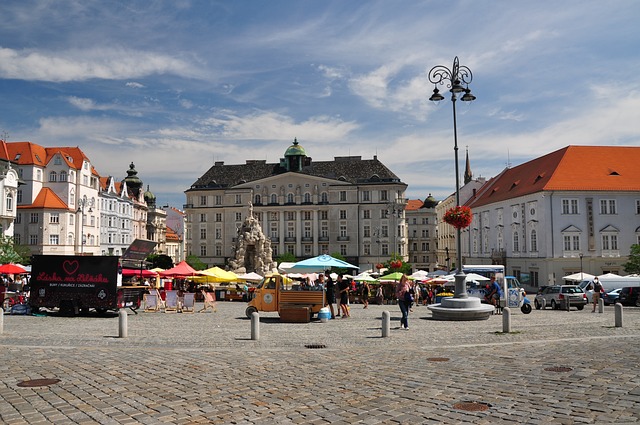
(1, 1, 639, 209)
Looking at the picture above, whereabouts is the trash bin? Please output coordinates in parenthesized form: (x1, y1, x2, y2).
(318, 307, 331, 322)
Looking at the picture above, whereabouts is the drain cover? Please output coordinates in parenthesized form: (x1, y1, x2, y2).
(427, 357, 450, 362)
(305, 344, 326, 349)
(17, 379, 60, 387)
(544, 366, 573, 372)
(453, 401, 490, 412)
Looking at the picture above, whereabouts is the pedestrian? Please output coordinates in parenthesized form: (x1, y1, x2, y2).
(395, 274, 412, 330)
(361, 281, 370, 309)
(591, 277, 603, 312)
(322, 272, 337, 319)
(337, 274, 350, 318)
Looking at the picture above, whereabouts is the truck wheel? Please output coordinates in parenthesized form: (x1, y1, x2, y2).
(521, 303, 532, 314)
(245, 306, 258, 319)
(59, 300, 78, 316)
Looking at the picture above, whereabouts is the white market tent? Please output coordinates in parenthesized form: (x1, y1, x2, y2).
(562, 272, 595, 282)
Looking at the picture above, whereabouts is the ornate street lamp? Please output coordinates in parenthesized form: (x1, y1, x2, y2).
(77, 195, 95, 254)
(427, 57, 492, 320)
(428, 56, 475, 299)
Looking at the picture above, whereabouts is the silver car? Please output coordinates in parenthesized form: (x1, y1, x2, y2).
(534, 285, 587, 310)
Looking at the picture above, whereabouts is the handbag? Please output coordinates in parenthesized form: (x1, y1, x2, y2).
(404, 291, 414, 303)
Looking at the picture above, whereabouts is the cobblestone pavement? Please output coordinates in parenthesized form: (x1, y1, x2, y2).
(1, 301, 639, 424)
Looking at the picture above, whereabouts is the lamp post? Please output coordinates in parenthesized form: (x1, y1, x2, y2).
(580, 253, 584, 281)
(77, 195, 95, 254)
(387, 199, 405, 262)
(428, 56, 476, 299)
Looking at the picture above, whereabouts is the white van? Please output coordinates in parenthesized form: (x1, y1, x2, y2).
(578, 275, 640, 303)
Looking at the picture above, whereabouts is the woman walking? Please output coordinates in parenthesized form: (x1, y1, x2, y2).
(361, 281, 370, 309)
(395, 274, 412, 330)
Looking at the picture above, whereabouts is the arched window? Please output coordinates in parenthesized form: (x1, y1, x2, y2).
(513, 231, 519, 252)
(6, 193, 13, 211)
(49, 171, 57, 182)
(287, 193, 294, 204)
(59, 171, 67, 182)
(254, 194, 261, 205)
(304, 193, 311, 204)
(530, 229, 537, 252)
(321, 192, 328, 203)
(271, 194, 277, 204)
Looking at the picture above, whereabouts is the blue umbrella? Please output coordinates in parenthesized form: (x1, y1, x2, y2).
(291, 254, 359, 270)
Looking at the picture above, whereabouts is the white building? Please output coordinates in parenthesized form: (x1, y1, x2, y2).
(0, 141, 19, 238)
(99, 176, 134, 256)
(184, 139, 408, 270)
(464, 145, 640, 289)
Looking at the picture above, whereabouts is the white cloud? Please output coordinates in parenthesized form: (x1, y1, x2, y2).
(126, 81, 144, 89)
(0, 46, 202, 82)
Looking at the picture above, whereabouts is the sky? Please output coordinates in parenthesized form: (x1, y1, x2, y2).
(1, 1, 640, 209)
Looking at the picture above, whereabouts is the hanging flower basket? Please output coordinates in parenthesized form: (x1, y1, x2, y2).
(443, 206, 473, 229)
(390, 260, 403, 269)
(375, 263, 384, 270)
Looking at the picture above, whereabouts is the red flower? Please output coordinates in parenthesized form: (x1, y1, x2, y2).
(443, 206, 473, 229)
(375, 263, 384, 270)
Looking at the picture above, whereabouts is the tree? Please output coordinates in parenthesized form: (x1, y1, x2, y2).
(276, 252, 296, 265)
(0, 235, 25, 265)
(146, 254, 174, 270)
(623, 244, 640, 274)
(186, 254, 207, 271)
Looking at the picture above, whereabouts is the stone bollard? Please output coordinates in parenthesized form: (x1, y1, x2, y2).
(381, 311, 390, 338)
(615, 303, 623, 328)
(118, 309, 128, 338)
(0, 307, 3, 334)
(598, 298, 604, 314)
(251, 311, 260, 340)
(502, 307, 511, 333)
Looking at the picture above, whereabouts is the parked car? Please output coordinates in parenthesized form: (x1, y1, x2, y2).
(603, 288, 622, 306)
(617, 287, 640, 307)
(534, 285, 587, 310)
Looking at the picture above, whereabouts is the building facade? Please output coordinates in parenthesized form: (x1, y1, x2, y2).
(463, 145, 640, 289)
(405, 196, 438, 271)
(184, 140, 408, 270)
(99, 176, 134, 256)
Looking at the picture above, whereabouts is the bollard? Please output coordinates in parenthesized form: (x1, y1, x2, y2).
(615, 303, 623, 328)
(598, 298, 604, 314)
(118, 309, 128, 338)
(0, 307, 3, 334)
(502, 307, 511, 333)
(381, 311, 390, 337)
(251, 311, 260, 340)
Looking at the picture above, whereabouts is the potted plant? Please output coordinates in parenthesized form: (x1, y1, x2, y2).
(443, 206, 473, 229)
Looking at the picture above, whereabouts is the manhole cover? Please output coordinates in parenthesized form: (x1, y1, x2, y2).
(453, 401, 491, 412)
(427, 357, 450, 362)
(17, 379, 60, 387)
(305, 344, 326, 349)
(544, 366, 573, 372)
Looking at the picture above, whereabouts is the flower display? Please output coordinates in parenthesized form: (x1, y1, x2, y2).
(375, 263, 384, 270)
(390, 260, 403, 269)
(443, 206, 473, 229)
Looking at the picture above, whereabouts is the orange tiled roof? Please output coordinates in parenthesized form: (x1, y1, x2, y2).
(5, 142, 95, 173)
(469, 145, 640, 208)
(404, 199, 424, 211)
(166, 226, 179, 242)
(18, 188, 68, 209)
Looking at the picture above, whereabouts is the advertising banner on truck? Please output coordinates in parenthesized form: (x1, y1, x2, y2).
(30, 256, 120, 310)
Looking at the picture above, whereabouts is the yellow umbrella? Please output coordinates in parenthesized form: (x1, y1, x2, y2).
(197, 267, 238, 283)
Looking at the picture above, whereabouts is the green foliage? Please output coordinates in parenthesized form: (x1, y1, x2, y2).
(186, 254, 207, 271)
(0, 235, 25, 265)
(277, 252, 297, 264)
(146, 254, 174, 270)
(383, 254, 412, 275)
(623, 244, 640, 274)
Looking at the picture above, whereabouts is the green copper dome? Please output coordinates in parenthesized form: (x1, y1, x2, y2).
(284, 138, 306, 157)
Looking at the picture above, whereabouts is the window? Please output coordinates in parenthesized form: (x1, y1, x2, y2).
(513, 231, 519, 252)
(563, 235, 580, 251)
(15, 213, 21, 224)
(304, 211, 312, 220)
(339, 191, 347, 202)
(216, 213, 222, 222)
(200, 245, 207, 256)
(50, 212, 60, 223)
(304, 224, 312, 238)
(60, 171, 67, 182)
(17, 190, 22, 204)
(271, 194, 278, 204)
(286, 211, 295, 221)
(421, 229, 429, 238)
(600, 199, 617, 215)
(30, 213, 39, 223)
(636, 200, 640, 214)
(363, 210, 370, 219)
(200, 196, 207, 206)
(340, 244, 347, 256)
(320, 224, 328, 238)
(49, 171, 57, 182)
(364, 225, 371, 238)
(215, 228, 222, 239)
(339, 210, 347, 220)
(235, 212, 242, 221)
(235, 194, 242, 204)
(270, 212, 278, 221)
(49, 235, 59, 245)
(287, 222, 295, 238)
(215, 195, 222, 205)
(200, 213, 207, 222)
(320, 211, 328, 220)
(561, 199, 579, 215)
(36, 169, 42, 181)
(54, 155, 62, 165)
(364, 244, 371, 255)
(287, 193, 294, 204)
(30, 234, 38, 245)
(254, 194, 261, 205)
(530, 230, 538, 252)
(422, 242, 430, 251)
(286, 244, 295, 254)
(380, 190, 388, 201)
(340, 225, 347, 237)
(6, 194, 13, 211)
(200, 228, 207, 239)
(215, 245, 222, 256)
(381, 225, 389, 238)
(304, 193, 311, 203)
(362, 191, 370, 202)
(602, 234, 618, 251)
(304, 244, 312, 255)
(381, 243, 389, 256)
(320, 193, 328, 203)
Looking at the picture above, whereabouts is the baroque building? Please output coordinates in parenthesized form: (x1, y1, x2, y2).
(405, 195, 438, 272)
(184, 139, 408, 270)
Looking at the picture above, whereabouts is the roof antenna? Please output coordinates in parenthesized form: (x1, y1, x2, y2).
(506, 148, 511, 169)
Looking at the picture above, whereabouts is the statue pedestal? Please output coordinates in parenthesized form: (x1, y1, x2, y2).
(427, 296, 494, 321)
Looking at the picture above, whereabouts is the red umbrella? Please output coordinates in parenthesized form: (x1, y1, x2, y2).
(121, 269, 158, 278)
(159, 261, 197, 278)
(0, 264, 27, 274)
